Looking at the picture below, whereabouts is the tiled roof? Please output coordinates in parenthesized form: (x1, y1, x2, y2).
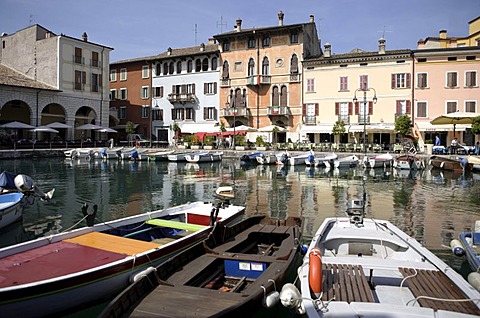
(305, 49, 412, 63)
(0, 65, 58, 91)
(112, 44, 218, 64)
(213, 23, 305, 38)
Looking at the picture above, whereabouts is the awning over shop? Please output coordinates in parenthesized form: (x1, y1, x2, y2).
(179, 122, 219, 134)
(416, 121, 468, 132)
(347, 124, 395, 133)
(300, 124, 334, 133)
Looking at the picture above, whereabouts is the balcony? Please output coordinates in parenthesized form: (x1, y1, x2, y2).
(223, 107, 250, 118)
(267, 106, 291, 117)
(338, 115, 350, 125)
(246, 75, 271, 86)
(246, 75, 258, 86)
(167, 93, 197, 104)
(304, 115, 316, 125)
(289, 73, 301, 82)
(220, 78, 231, 87)
(358, 115, 370, 125)
(259, 75, 271, 84)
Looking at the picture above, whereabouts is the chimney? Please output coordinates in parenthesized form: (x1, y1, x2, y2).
(439, 30, 447, 39)
(235, 18, 242, 32)
(167, 47, 172, 55)
(200, 43, 205, 51)
(82, 32, 88, 42)
(208, 38, 216, 45)
(278, 11, 284, 26)
(324, 43, 331, 58)
(378, 37, 386, 54)
(417, 39, 425, 49)
(309, 15, 314, 23)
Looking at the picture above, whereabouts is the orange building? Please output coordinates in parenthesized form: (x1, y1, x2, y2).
(213, 11, 321, 144)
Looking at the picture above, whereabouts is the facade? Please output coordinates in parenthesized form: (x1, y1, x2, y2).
(302, 39, 413, 147)
(213, 12, 322, 144)
(0, 24, 112, 141)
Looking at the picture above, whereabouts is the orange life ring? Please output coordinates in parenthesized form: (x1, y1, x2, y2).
(309, 247, 322, 298)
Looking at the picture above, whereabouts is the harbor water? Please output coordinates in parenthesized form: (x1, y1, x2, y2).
(1, 157, 479, 316)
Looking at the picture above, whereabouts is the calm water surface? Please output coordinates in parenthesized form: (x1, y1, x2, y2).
(1, 157, 479, 316)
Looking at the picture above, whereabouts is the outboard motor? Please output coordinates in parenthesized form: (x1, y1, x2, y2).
(130, 150, 139, 161)
(280, 153, 289, 165)
(100, 148, 107, 159)
(460, 157, 468, 169)
(307, 154, 315, 165)
(14, 174, 55, 201)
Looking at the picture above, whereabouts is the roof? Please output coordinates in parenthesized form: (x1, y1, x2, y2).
(111, 44, 218, 65)
(0, 65, 58, 91)
(213, 22, 306, 39)
(304, 49, 412, 65)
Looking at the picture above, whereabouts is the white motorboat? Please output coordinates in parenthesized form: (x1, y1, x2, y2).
(364, 153, 394, 168)
(326, 155, 359, 169)
(256, 153, 277, 165)
(184, 151, 223, 163)
(393, 154, 425, 170)
(146, 149, 175, 161)
(280, 198, 480, 317)
(312, 152, 337, 167)
(168, 152, 196, 162)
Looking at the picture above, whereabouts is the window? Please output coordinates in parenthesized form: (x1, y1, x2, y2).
(248, 58, 255, 76)
(262, 35, 270, 47)
(110, 69, 117, 82)
(211, 57, 217, 71)
(153, 86, 164, 98)
(335, 102, 350, 123)
(290, 55, 298, 74)
(339, 76, 348, 91)
(448, 56, 457, 61)
(176, 61, 182, 74)
(91, 73, 99, 92)
(152, 109, 163, 121)
(417, 73, 428, 88)
(222, 61, 230, 79)
(262, 57, 269, 75)
(446, 101, 457, 113)
(280, 86, 287, 106)
(110, 89, 117, 100)
(204, 82, 217, 95)
(119, 107, 126, 119)
(202, 58, 208, 71)
(290, 32, 298, 44)
(172, 108, 184, 120)
(272, 86, 279, 106)
(195, 59, 201, 72)
(142, 66, 149, 79)
(141, 106, 150, 118)
(395, 100, 411, 115)
(163, 63, 168, 75)
(466, 101, 477, 112)
(185, 108, 194, 120)
(74, 70, 86, 90)
(187, 60, 193, 73)
(141, 86, 149, 99)
(360, 75, 368, 90)
(204, 107, 217, 120)
(155, 64, 161, 76)
(222, 40, 230, 52)
(391, 73, 411, 89)
(91, 51, 99, 67)
(247, 37, 255, 49)
(120, 68, 127, 81)
(466, 71, 477, 87)
(74, 47, 83, 64)
(169, 62, 174, 75)
(120, 88, 127, 100)
(446, 72, 458, 88)
(416, 102, 427, 117)
(306, 78, 315, 93)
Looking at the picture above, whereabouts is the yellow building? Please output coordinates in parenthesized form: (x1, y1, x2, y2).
(213, 11, 321, 144)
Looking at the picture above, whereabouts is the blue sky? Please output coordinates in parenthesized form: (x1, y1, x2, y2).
(1, 0, 479, 62)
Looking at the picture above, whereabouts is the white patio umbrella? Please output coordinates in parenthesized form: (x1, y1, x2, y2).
(96, 127, 118, 133)
(0, 121, 35, 129)
(226, 125, 257, 132)
(430, 111, 480, 136)
(30, 126, 59, 133)
(46, 122, 72, 129)
(76, 123, 103, 130)
(258, 125, 288, 132)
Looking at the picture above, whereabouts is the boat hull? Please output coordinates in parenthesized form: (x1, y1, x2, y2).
(429, 155, 473, 171)
(185, 152, 223, 163)
(393, 155, 425, 170)
(0, 193, 25, 229)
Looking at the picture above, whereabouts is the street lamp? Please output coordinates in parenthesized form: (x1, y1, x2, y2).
(353, 88, 377, 156)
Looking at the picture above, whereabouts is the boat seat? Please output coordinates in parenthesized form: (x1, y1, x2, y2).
(322, 263, 374, 303)
(399, 267, 480, 315)
(146, 219, 207, 232)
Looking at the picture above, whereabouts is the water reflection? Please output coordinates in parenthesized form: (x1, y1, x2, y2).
(1, 159, 479, 263)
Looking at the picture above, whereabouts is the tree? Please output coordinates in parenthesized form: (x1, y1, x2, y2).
(394, 115, 412, 138)
(472, 117, 480, 135)
(332, 120, 346, 143)
(172, 122, 181, 141)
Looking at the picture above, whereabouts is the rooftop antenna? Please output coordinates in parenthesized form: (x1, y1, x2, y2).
(217, 16, 227, 33)
(378, 25, 392, 39)
(29, 14, 34, 25)
(193, 23, 198, 45)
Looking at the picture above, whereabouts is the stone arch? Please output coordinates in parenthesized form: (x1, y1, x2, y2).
(41, 103, 68, 140)
(75, 106, 98, 139)
(0, 99, 32, 140)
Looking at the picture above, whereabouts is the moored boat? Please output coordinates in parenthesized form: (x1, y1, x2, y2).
(312, 152, 337, 167)
(0, 187, 244, 317)
(256, 153, 277, 165)
(168, 151, 196, 162)
(0, 192, 25, 229)
(429, 155, 473, 171)
(328, 155, 359, 169)
(467, 155, 480, 171)
(393, 154, 425, 170)
(364, 152, 393, 168)
(146, 149, 175, 161)
(280, 199, 480, 317)
(240, 151, 263, 162)
(185, 151, 223, 163)
(99, 215, 302, 318)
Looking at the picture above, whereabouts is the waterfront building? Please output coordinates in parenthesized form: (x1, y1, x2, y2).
(302, 39, 413, 148)
(213, 12, 322, 144)
(0, 24, 113, 141)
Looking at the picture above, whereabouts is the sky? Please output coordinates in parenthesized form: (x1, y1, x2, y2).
(1, 0, 479, 62)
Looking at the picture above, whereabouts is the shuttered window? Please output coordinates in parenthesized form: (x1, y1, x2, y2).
(417, 73, 427, 88)
(446, 72, 458, 88)
(280, 86, 287, 106)
(466, 71, 477, 87)
(339, 76, 348, 91)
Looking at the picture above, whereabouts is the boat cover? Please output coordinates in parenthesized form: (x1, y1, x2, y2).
(0, 171, 17, 190)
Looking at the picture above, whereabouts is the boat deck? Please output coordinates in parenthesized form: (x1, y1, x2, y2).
(321, 263, 374, 303)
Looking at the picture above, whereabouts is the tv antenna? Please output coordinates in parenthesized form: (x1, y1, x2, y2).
(193, 23, 198, 45)
(378, 25, 392, 39)
(217, 16, 227, 33)
(29, 14, 34, 25)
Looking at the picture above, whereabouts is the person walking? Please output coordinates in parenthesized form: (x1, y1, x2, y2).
(435, 135, 441, 146)
(450, 137, 458, 155)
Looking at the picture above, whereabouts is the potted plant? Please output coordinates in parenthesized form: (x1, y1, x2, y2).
(191, 135, 202, 149)
(203, 135, 215, 150)
(255, 136, 268, 151)
(235, 135, 246, 150)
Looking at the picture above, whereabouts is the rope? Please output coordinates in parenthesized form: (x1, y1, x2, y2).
(61, 214, 89, 233)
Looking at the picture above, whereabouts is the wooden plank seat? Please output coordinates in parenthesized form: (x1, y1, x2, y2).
(399, 267, 480, 315)
(145, 219, 207, 232)
(322, 263, 374, 303)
